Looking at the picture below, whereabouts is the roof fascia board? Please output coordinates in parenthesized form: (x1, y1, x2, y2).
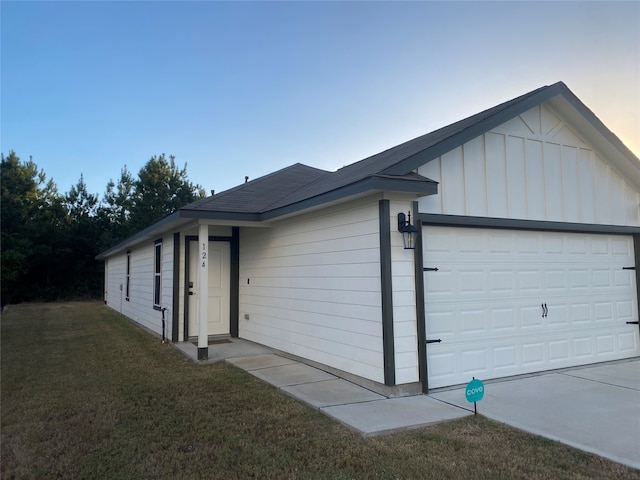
(419, 213, 640, 234)
(179, 209, 262, 222)
(260, 175, 438, 221)
(549, 90, 640, 168)
(96, 211, 184, 260)
(382, 84, 564, 176)
(546, 96, 640, 188)
(194, 218, 272, 228)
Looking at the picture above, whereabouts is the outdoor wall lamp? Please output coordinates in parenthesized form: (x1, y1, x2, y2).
(397, 211, 418, 250)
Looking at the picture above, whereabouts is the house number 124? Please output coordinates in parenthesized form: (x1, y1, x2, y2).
(202, 243, 207, 268)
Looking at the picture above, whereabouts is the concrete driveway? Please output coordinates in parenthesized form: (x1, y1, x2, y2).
(429, 359, 640, 470)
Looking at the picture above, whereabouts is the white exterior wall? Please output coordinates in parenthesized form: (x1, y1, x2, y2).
(175, 234, 186, 341)
(418, 103, 640, 226)
(104, 233, 176, 337)
(389, 199, 420, 385)
(176, 225, 233, 341)
(105, 254, 126, 312)
(239, 197, 385, 383)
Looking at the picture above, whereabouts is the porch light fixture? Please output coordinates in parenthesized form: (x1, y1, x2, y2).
(397, 211, 418, 250)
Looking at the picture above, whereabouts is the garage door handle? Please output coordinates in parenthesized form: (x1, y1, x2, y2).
(623, 266, 636, 270)
(626, 321, 639, 325)
(426, 339, 442, 344)
(541, 303, 548, 318)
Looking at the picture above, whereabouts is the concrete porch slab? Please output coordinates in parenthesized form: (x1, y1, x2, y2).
(206, 339, 274, 362)
(249, 362, 336, 388)
(174, 338, 273, 363)
(227, 354, 297, 371)
(322, 395, 471, 436)
(281, 378, 385, 408)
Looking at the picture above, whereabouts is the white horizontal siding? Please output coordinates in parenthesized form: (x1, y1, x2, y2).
(159, 235, 175, 339)
(239, 198, 385, 383)
(105, 255, 126, 310)
(390, 200, 419, 385)
(418, 103, 640, 226)
(104, 234, 176, 337)
(176, 234, 186, 341)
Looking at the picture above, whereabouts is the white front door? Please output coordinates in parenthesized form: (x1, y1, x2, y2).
(187, 240, 231, 338)
(423, 226, 639, 389)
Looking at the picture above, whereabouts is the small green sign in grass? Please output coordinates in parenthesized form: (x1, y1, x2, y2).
(466, 378, 485, 403)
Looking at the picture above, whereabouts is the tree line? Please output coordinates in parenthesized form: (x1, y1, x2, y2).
(1, 151, 205, 305)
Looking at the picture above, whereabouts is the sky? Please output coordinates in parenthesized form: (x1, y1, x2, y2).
(2, 1, 639, 198)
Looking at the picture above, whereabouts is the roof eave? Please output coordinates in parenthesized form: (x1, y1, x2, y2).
(95, 211, 186, 260)
(179, 209, 262, 222)
(260, 175, 438, 221)
(382, 83, 566, 176)
(95, 209, 270, 259)
(382, 82, 640, 180)
(545, 94, 640, 185)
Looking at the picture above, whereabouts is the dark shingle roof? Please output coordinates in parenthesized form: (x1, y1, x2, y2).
(98, 81, 640, 259)
(184, 81, 622, 217)
(184, 163, 328, 214)
(266, 84, 553, 211)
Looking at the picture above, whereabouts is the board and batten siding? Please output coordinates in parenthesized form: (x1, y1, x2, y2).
(104, 234, 176, 337)
(418, 102, 640, 226)
(239, 198, 385, 383)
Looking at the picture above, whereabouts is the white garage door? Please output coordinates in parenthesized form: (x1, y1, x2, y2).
(423, 226, 640, 389)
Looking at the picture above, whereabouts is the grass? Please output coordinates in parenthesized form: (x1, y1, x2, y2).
(1, 302, 639, 480)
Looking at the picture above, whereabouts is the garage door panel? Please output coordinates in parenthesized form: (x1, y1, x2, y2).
(522, 342, 544, 366)
(597, 335, 615, 354)
(571, 304, 590, 323)
(591, 238, 609, 254)
(548, 305, 569, 325)
(612, 237, 633, 255)
(428, 328, 638, 388)
(519, 270, 541, 292)
(620, 332, 639, 352)
(460, 270, 485, 294)
(492, 308, 516, 330)
(574, 337, 593, 357)
(615, 270, 633, 287)
(424, 227, 640, 389)
(549, 339, 570, 361)
(431, 301, 630, 335)
(617, 300, 634, 320)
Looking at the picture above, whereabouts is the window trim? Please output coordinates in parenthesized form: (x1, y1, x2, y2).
(153, 239, 162, 310)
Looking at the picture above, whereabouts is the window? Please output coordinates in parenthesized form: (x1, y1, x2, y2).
(125, 251, 131, 301)
(154, 240, 162, 309)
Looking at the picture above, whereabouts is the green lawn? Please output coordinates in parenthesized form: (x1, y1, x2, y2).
(2, 302, 638, 480)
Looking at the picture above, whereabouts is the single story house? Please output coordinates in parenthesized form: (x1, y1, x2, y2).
(97, 81, 640, 394)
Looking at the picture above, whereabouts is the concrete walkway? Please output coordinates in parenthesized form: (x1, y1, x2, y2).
(175, 340, 469, 435)
(227, 353, 470, 436)
(175, 340, 640, 469)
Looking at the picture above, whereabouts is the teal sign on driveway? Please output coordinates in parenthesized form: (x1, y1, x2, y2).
(465, 378, 485, 403)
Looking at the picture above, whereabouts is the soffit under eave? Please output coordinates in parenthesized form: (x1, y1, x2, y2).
(95, 214, 193, 260)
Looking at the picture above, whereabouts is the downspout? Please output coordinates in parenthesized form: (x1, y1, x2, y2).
(161, 307, 168, 343)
